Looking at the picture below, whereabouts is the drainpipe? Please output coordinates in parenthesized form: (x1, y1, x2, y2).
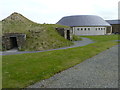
(110, 26, 112, 34)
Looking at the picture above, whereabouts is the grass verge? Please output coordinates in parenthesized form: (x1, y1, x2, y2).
(2, 35, 119, 88)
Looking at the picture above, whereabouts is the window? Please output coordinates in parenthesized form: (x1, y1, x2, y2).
(96, 28, 97, 30)
(77, 28, 79, 30)
(81, 28, 83, 30)
(88, 28, 90, 30)
(98, 28, 100, 30)
(84, 28, 86, 30)
(101, 28, 102, 30)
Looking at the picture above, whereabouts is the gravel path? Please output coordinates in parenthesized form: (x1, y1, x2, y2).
(1, 37, 94, 55)
(28, 45, 119, 88)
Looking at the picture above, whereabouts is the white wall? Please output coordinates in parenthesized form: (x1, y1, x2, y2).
(73, 27, 106, 35)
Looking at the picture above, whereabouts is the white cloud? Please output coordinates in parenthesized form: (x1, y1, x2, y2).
(0, 0, 119, 23)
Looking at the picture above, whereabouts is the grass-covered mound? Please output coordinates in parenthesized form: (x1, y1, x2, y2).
(2, 12, 72, 51)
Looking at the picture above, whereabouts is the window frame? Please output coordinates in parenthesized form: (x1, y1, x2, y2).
(88, 28, 90, 30)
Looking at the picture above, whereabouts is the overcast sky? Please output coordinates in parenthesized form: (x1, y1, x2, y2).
(118, 1, 120, 19)
(0, 0, 119, 24)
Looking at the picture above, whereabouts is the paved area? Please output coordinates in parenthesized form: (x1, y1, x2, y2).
(28, 45, 119, 88)
(1, 37, 94, 55)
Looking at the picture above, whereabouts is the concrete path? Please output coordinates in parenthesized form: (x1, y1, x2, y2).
(1, 37, 94, 55)
(28, 45, 119, 88)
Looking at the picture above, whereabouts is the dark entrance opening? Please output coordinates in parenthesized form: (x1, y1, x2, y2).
(10, 37, 18, 49)
(67, 30, 70, 40)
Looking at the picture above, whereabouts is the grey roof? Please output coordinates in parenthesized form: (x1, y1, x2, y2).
(106, 20, 120, 24)
(56, 15, 111, 27)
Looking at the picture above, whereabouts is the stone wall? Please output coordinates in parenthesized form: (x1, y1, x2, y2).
(2, 33, 26, 50)
(111, 24, 120, 33)
(55, 27, 72, 40)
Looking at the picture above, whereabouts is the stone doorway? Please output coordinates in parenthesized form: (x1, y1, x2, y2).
(67, 30, 70, 40)
(2, 33, 26, 51)
(55, 27, 72, 40)
(10, 37, 18, 49)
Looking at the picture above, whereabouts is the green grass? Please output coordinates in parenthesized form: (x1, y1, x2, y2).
(0, 55, 2, 90)
(81, 35, 119, 42)
(2, 35, 119, 88)
(72, 35, 82, 41)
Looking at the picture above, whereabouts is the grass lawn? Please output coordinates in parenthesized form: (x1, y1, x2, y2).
(2, 35, 119, 88)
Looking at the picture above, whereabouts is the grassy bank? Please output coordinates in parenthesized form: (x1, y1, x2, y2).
(2, 12, 72, 51)
(2, 35, 119, 88)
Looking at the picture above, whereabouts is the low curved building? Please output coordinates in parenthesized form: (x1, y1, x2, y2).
(56, 15, 112, 35)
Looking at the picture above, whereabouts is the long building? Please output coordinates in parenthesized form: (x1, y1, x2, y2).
(56, 15, 112, 35)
